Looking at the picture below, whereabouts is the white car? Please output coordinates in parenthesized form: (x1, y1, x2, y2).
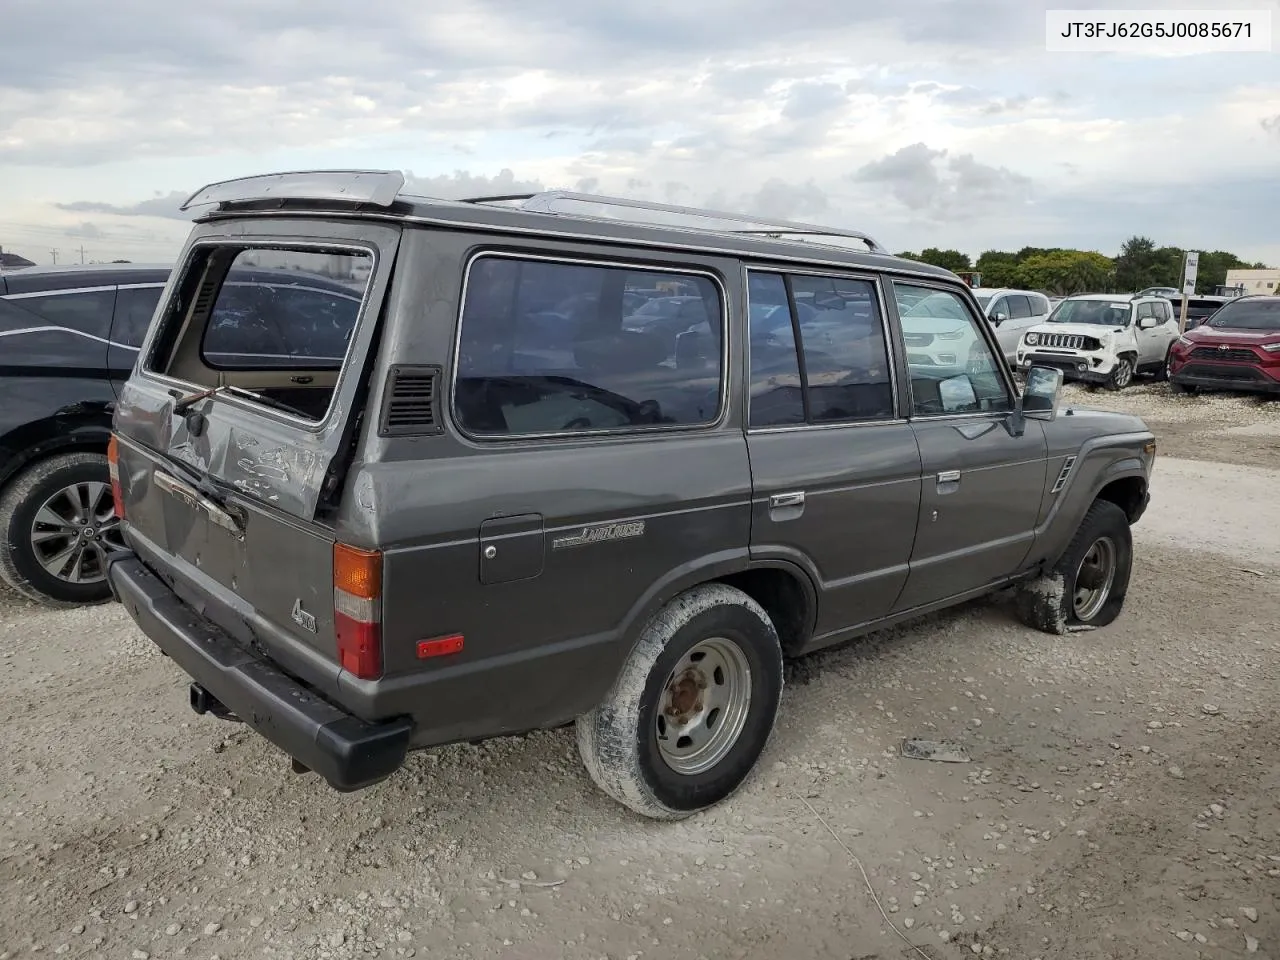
(1015, 294, 1179, 390)
(970, 287, 1054, 362)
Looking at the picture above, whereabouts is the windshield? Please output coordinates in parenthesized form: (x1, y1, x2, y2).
(1208, 298, 1280, 331)
(1048, 299, 1132, 326)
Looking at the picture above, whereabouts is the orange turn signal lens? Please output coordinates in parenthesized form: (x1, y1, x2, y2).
(333, 543, 382, 600)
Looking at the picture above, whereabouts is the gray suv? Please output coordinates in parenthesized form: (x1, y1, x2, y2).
(105, 171, 1155, 819)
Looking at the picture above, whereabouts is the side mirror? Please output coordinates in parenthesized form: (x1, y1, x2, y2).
(1008, 365, 1063, 436)
(1138, 316, 1158, 329)
(991, 311, 1009, 325)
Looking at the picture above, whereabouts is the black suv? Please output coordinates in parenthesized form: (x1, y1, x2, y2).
(0, 264, 169, 605)
(1, 262, 364, 606)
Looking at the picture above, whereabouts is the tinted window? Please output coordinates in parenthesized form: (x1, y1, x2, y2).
(789, 275, 893, 422)
(895, 284, 1011, 416)
(747, 273, 804, 427)
(112, 286, 164, 348)
(200, 249, 369, 370)
(4, 289, 115, 339)
(1006, 295, 1032, 319)
(747, 272, 894, 427)
(454, 256, 723, 437)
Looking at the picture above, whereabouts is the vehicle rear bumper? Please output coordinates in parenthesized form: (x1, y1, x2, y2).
(106, 551, 412, 791)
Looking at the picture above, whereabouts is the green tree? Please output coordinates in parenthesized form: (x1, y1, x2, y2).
(1015, 250, 1114, 296)
(1195, 250, 1253, 294)
(1113, 236, 1159, 292)
(974, 250, 1021, 288)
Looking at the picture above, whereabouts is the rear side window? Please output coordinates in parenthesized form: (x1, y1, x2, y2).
(747, 271, 895, 428)
(112, 286, 164, 348)
(453, 256, 724, 438)
(1006, 295, 1032, 319)
(3, 289, 116, 339)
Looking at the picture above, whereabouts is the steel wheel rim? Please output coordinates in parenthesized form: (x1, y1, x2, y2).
(655, 637, 753, 776)
(1114, 359, 1133, 387)
(28, 481, 124, 586)
(1073, 536, 1117, 621)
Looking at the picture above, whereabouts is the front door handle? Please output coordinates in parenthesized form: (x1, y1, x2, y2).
(937, 470, 961, 484)
(770, 492, 805, 509)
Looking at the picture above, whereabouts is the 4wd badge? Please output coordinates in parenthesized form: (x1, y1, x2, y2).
(291, 599, 317, 633)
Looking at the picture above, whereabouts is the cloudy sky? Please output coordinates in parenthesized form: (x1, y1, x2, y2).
(2, 0, 1278, 267)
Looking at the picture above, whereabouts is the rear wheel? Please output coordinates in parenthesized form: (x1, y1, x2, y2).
(0, 453, 124, 608)
(575, 584, 784, 819)
(1014, 499, 1133, 635)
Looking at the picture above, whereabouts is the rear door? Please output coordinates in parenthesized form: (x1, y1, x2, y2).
(744, 269, 922, 637)
(113, 218, 400, 677)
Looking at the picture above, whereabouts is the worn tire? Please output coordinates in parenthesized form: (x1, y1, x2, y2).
(0, 452, 120, 608)
(1014, 499, 1133, 636)
(575, 584, 784, 820)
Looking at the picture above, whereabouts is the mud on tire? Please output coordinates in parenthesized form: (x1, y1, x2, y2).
(575, 583, 784, 820)
(1014, 499, 1133, 636)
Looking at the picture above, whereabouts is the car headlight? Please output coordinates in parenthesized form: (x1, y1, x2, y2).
(1177, 335, 1194, 348)
(1262, 342, 1280, 353)
(1024, 332, 1040, 346)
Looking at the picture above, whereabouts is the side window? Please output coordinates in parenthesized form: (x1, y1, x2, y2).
(989, 297, 1008, 319)
(1135, 302, 1155, 321)
(747, 273, 804, 427)
(1160, 301, 1173, 321)
(5, 289, 116, 339)
(747, 272, 895, 427)
(789, 274, 894, 422)
(894, 283, 1011, 416)
(454, 256, 723, 437)
(1006, 295, 1032, 319)
(112, 286, 164, 348)
(1034, 295, 1051, 316)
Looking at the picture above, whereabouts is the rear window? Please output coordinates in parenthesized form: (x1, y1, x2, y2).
(453, 255, 723, 437)
(144, 244, 373, 424)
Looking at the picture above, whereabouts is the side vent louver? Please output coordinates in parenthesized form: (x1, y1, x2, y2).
(1051, 455, 1077, 494)
(378, 365, 443, 437)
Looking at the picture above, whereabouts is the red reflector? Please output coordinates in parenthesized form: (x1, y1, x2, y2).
(417, 635, 464, 659)
(336, 612, 381, 679)
(107, 435, 124, 520)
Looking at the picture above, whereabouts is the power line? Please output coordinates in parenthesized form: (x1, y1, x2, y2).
(49, 247, 59, 265)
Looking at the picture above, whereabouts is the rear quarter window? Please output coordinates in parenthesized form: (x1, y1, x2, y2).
(453, 255, 724, 437)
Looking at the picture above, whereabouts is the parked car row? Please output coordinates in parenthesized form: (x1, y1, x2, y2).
(1007, 290, 1280, 395)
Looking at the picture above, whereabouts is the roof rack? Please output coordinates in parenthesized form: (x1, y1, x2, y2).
(462, 190, 887, 254)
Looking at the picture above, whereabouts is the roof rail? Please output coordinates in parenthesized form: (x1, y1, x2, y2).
(498, 191, 887, 254)
(181, 170, 407, 211)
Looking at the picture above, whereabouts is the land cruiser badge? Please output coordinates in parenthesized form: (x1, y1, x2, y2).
(291, 599, 317, 633)
(553, 520, 645, 551)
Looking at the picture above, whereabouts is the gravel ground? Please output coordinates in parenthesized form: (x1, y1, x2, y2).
(2, 389, 1278, 960)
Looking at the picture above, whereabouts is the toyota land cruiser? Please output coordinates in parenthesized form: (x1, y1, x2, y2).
(105, 171, 1156, 819)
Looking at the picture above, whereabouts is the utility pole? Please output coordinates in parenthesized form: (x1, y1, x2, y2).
(77, 245, 86, 264)
(50, 248, 59, 265)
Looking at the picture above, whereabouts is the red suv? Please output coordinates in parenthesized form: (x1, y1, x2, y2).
(1167, 295, 1280, 395)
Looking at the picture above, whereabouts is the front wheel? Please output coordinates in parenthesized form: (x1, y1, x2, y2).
(0, 452, 124, 607)
(575, 584, 784, 819)
(1105, 355, 1135, 391)
(1014, 499, 1133, 635)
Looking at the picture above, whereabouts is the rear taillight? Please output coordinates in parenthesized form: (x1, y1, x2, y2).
(333, 543, 382, 680)
(107, 435, 124, 520)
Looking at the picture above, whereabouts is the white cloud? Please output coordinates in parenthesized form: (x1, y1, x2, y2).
(1, 0, 1277, 265)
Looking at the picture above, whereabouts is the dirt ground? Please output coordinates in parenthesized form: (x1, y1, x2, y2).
(2, 386, 1278, 960)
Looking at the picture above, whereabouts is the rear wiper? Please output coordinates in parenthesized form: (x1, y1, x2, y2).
(171, 384, 306, 419)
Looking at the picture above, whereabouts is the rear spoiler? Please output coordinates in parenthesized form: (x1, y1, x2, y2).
(181, 170, 407, 212)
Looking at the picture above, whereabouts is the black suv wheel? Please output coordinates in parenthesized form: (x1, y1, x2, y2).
(0, 452, 124, 607)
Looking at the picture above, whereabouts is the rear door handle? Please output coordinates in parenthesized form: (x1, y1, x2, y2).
(937, 470, 961, 483)
(770, 492, 805, 509)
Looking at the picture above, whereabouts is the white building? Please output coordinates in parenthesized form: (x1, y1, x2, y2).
(1225, 268, 1280, 295)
